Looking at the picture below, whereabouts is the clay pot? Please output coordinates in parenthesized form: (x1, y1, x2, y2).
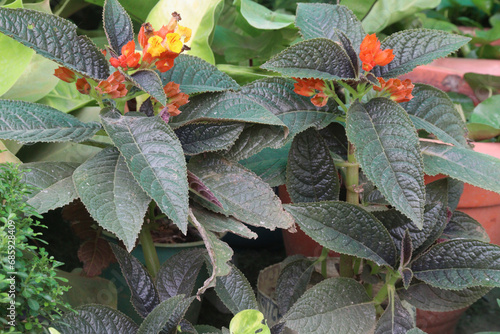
(417, 308, 468, 334)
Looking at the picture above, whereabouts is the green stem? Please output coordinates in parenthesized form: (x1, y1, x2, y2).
(339, 254, 354, 277)
(315, 247, 330, 279)
(346, 142, 360, 205)
(139, 204, 161, 278)
(373, 271, 400, 306)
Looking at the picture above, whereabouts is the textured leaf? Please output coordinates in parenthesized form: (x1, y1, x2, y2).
(103, 0, 133, 55)
(190, 204, 257, 239)
(372, 29, 470, 78)
(137, 295, 195, 334)
(160, 54, 240, 95)
(399, 282, 490, 312)
(20, 161, 79, 214)
(101, 110, 189, 233)
(110, 244, 160, 318)
(174, 122, 244, 155)
(129, 70, 167, 106)
(420, 140, 500, 195)
(375, 295, 414, 334)
(285, 202, 396, 266)
(188, 154, 294, 230)
(441, 211, 490, 242)
(0, 8, 109, 80)
(72, 147, 150, 251)
(156, 249, 206, 300)
(188, 170, 223, 209)
(287, 128, 340, 203)
(239, 144, 289, 187)
(412, 240, 500, 289)
(295, 3, 366, 53)
(261, 38, 357, 80)
(276, 257, 315, 315)
(78, 237, 116, 277)
(401, 84, 469, 148)
(346, 98, 425, 227)
(405, 329, 427, 334)
(318, 122, 348, 160)
(54, 304, 138, 334)
(170, 91, 287, 130)
(214, 264, 259, 315)
(284, 278, 376, 334)
(0, 100, 101, 143)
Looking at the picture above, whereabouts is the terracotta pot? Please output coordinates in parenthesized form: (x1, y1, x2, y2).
(417, 308, 467, 334)
(425, 142, 500, 246)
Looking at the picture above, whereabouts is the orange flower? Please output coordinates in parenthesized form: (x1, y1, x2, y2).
(293, 77, 328, 107)
(163, 82, 189, 116)
(96, 71, 127, 99)
(138, 23, 155, 49)
(359, 34, 394, 72)
(76, 78, 90, 95)
(310, 92, 328, 107)
(373, 77, 414, 103)
(54, 67, 76, 83)
(109, 41, 141, 70)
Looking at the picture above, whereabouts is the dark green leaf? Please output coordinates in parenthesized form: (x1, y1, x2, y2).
(103, 0, 133, 55)
(401, 230, 413, 268)
(188, 155, 294, 231)
(401, 84, 469, 148)
(401, 268, 414, 289)
(54, 304, 138, 333)
(286, 128, 340, 203)
(156, 249, 206, 300)
(174, 122, 244, 155)
(276, 257, 314, 315)
(375, 295, 414, 334)
(101, 110, 189, 233)
(0, 100, 101, 143)
(73, 147, 151, 251)
(160, 54, 240, 95)
(346, 98, 425, 227)
(284, 278, 376, 334)
(285, 202, 396, 266)
(412, 240, 500, 289)
(137, 295, 195, 334)
(441, 211, 490, 243)
(420, 140, 500, 195)
(399, 282, 490, 312)
(20, 162, 79, 214)
(261, 38, 357, 80)
(0, 8, 109, 80)
(130, 70, 167, 106)
(319, 122, 348, 160)
(372, 29, 470, 79)
(296, 3, 366, 53)
(110, 244, 160, 318)
(214, 264, 259, 315)
(239, 144, 290, 187)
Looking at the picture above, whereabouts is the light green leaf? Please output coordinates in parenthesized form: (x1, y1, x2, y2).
(362, 0, 441, 33)
(147, 0, 224, 64)
(0, 100, 101, 143)
(412, 240, 500, 289)
(0, 8, 109, 80)
(137, 296, 195, 334)
(470, 95, 500, 131)
(103, 0, 133, 55)
(36, 80, 92, 113)
(239, 0, 294, 30)
(372, 29, 470, 79)
(73, 147, 151, 251)
(101, 109, 189, 233)
(398, 282, 490, 312)
(285, 201, 396, 266)
(346, 98, 425, 227)
(420, 140, 500, 195)
(188, 154, 294, 231)
(284, 278, 376, 334)
(261, 38, 357, 80)
(229, 309, 270, 334)
(0, 141, 20, 163)
(286, 128, 340, 203)
(214, 264, 259, 315)
(160, 54, 240, 95)
(296, 3, 366, 52)
(0, 0, 34, 97)
(401, 84, 469, 148)
(20, 161, 79, 214)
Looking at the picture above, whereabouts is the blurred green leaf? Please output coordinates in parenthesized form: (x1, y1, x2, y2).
(238, 0, 294, 30)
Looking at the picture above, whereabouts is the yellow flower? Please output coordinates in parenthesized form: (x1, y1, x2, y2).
(147, 35, 167, 57)
(166, 33, 183, 53)
(177, 24, 191, 43)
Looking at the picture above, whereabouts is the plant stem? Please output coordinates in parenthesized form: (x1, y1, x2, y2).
(139, 223, 160, 278)
(315, 247, 330, 279)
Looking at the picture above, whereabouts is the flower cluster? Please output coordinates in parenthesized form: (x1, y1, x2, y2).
(53, 13, 191, 120)
(293, 34, 413, 105)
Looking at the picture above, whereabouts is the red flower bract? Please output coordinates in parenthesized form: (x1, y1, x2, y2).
(162, 81, 189, 117)
(76, 78, 90, 95)
(96, 71, 127, 99)
(373, 77, 414, 103)
(54, 67, 76, 83)
(293, 77, 328, 107)
(109, 41, 141, 70)
(360, 34, 394, 72)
